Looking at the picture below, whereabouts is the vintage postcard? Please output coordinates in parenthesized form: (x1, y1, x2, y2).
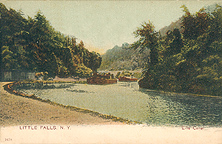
(0, 0, 222, 143)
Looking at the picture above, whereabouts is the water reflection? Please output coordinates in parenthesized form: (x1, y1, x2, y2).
(140, 89, 222, 126)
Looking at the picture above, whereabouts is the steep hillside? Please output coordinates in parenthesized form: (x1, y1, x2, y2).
(99, 43, 150, 71)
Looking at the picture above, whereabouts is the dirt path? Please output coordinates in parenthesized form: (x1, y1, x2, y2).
(0, 82, 123, 126)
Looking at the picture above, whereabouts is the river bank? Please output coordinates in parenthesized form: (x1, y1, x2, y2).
(0, 82, 125, 126)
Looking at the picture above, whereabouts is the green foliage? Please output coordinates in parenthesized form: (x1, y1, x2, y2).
(75, 64, 93, 78)
(132, 72, 142, 79)
(118, 71, 132, 77)
(0, 3, 101, 78)
(83, 51, 102, 73)
(139, 4, 222, 96)
(181, 5, 212, 40)
(1, 46, 16, 70)
(133, 21, 159, 66)
(115, 72, 121, 78)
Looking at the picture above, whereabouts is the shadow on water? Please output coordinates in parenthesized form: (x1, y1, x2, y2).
(139, 88, 222, 126)
(66, 88, 92, 93)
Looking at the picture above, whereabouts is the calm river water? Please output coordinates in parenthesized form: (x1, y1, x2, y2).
(17, 82, 222, 126)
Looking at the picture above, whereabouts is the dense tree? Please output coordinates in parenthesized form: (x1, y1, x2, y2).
(0, 3, 102, 79)
(132, 21, 159, 66)
(181, 5, 211, 40)
(168, 29, 183, 55)
(138, 5, 222, 96)
(84, 51, 102, 73)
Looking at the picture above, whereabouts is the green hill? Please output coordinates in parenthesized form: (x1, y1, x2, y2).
(99, 43, 150, 71)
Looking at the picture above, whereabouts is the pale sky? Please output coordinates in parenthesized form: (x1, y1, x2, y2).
(1, 1, 219, 54)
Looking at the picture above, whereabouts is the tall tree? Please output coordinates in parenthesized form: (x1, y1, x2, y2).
(25, 11, 58, 76)
(132, 21, 159, 66)
(84, 51, 102, 73)
(181, 5, 211, 40)
(165, 28, 183, 56)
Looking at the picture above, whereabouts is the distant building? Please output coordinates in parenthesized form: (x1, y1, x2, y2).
(1, 70, 35, 81)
